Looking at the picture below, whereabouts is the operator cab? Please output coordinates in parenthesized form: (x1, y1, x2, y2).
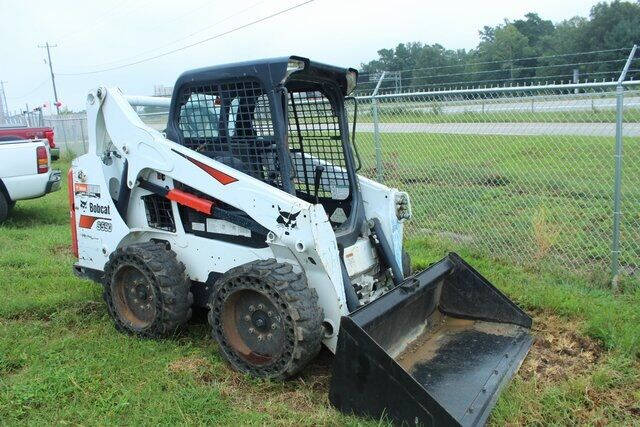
(165, 56, 363, 246)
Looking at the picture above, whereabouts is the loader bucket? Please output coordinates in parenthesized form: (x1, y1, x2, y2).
(329, 252, 532, 426)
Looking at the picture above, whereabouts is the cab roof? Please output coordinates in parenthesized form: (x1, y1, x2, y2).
(173, 55, 358, 97)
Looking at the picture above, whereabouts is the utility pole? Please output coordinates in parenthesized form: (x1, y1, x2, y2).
(0, 80, 8, 117)
(38, 42, 60, 115)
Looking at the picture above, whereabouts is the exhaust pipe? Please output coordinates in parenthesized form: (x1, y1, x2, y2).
(329, 253, 532, 426)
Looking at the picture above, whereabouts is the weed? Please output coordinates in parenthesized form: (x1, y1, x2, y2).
(532, 206, 559, 260)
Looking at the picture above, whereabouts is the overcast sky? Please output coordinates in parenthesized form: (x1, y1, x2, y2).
(1, 0, 597, 112)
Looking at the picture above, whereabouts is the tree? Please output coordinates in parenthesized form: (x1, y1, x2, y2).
(513, 13, 555, 52)
(359, 2, 640, 90)
(474, 24, 535, 83)
(584, 1, 640, 50)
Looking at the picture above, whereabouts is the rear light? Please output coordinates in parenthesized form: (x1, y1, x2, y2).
(67, 169, 79, 258)
(36, 146, 49, 174)
(44, 130, 55, 148)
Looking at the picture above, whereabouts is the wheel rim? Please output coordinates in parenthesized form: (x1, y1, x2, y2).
(221, 288, 287, 366)
(112, 264, 157, 329)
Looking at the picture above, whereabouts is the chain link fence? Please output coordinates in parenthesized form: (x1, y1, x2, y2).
(349, 79, 640, 285)
(42, 114, 88, 156)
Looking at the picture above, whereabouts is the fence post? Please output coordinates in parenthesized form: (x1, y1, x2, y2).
(611, 44, 637, 289)
(60, 118, 70, 156)
(372, 72, 386, 182)
(79, 118, 87, 154)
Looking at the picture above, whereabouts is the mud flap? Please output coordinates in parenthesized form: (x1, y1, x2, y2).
(329, 252, 532, 426)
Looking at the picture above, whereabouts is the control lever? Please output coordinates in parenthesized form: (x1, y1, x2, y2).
(313, 165, 325, 204)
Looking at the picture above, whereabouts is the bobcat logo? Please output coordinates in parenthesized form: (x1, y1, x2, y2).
(276, 206, 300, 229)
(79, 200, 87, 210)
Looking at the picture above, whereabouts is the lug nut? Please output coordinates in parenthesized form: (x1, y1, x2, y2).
(257, 334, 264, 341)
(267, 333, 272, 340)
(249, 305, 255, 312)
(248, 327, 255, 334)
(257, 304, 263, 310)
(267, 311, 273, 317)
(244, 315, 251, 322)
(271, 324, 277, 330)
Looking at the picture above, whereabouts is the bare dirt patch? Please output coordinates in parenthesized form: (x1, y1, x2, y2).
(168, 356, 211, 374)
(513, 310, 640, 424)
(168, 350, 338, 422)
(519, 310, 603, 384)
(50, 244, 73, 256)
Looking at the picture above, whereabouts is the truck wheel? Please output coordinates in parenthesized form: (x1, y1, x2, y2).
(208, 259, 323, 380)
(0, 193, 8, 223)
(103, 242, 193, 338)
(402, 248, 412, 278)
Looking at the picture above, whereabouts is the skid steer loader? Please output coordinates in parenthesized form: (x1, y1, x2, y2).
(69, 56, 532, 425)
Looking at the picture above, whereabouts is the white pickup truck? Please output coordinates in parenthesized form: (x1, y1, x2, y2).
(0, 138, 61, 223)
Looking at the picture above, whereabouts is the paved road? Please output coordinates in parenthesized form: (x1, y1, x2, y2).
(410, 96, 640, 114)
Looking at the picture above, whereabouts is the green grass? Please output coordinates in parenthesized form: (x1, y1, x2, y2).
(354, 132, 640, 281)
(1, 161, 638, 425)
(355, 105, 640, 123)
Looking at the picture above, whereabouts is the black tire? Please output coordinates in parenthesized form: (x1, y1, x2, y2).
(103, 241, 193, 338)
(0, 193, 8, 224)
(8, 200, 15, 211)
(402, 248, 412, 278)
(208, 259, 323, 380)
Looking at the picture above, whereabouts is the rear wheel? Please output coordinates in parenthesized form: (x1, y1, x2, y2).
(103, 242, 193, 337)
(208, 259, 323, 379)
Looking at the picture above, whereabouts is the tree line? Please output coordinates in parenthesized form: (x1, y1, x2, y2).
(359, 1, 640, 92)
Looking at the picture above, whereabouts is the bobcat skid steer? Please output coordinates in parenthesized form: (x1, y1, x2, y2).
(69, 56, 532, 426)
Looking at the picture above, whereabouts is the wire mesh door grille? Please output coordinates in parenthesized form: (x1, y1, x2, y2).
(176, 79, 283, 189)
(287, 90, 350, 201)
(142, 194, 176, 232)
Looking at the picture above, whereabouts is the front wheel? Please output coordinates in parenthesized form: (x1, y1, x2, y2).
(208, 259, 323, 379)
(103, 242, 193, 337)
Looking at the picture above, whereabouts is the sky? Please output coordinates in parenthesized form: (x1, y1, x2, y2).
(0, 0, 597, 112)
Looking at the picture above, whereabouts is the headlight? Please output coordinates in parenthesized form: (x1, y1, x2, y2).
(346, 70, 358, 95)
(394, 192, 412, 221)
(286, 59, 306, 77)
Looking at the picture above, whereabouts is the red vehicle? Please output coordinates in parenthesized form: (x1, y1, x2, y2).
(0, 125, 58, 160)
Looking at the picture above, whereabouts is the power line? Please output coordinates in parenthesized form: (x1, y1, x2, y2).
(390, 58, 628, 84)
(363, 47, 631, 75)
(6, 79, 48, 100)
(74, 0, 265, 70)
(58, 0, 314, 76)
(57, 0, 150, 44)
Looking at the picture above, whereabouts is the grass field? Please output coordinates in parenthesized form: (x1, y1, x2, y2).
(354, 131, 640, 283)
(1, 159, 639, 425)
(353, 105, 640, 124)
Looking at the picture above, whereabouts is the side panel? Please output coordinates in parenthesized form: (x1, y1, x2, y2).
(358, 175, 406, 272)
(71, 153, 130, 269)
